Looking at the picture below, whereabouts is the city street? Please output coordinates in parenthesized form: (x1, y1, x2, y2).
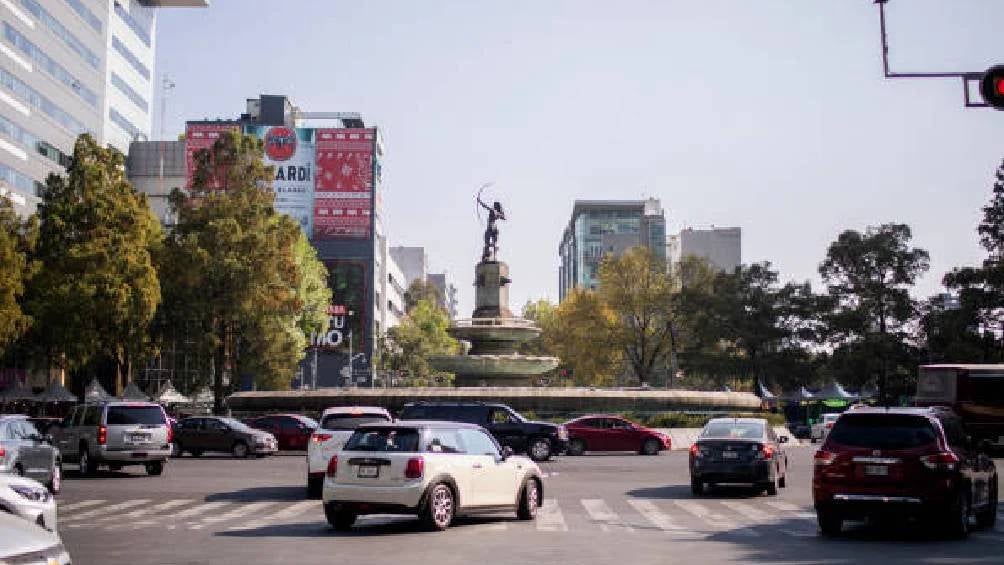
(57, 449, 1004, 565)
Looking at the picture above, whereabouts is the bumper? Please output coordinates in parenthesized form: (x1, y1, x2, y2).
(691, 460, 772, 484)
(97, 446, 172, 463)
(814, 488, 954, 519)
(322, 479, 425, 510)
(5, 497, 58, 531)
(252, 442, 278, 455)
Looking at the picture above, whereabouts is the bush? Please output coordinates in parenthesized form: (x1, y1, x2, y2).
(623, 411, 787, 429)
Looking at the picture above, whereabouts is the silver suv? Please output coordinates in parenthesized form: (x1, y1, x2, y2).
(0, 415, 62, 493)
(53, 402, 172, 476)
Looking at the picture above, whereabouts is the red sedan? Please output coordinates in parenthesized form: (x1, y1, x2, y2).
(243, 414, 317, 450)
(564, 415, 671, 455)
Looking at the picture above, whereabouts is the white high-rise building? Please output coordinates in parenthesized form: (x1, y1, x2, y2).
(668, 227, 742, 273)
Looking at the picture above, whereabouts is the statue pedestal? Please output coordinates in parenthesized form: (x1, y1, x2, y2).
(472, 261, 513, 319)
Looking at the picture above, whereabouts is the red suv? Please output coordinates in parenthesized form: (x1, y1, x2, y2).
(813, 407, 998, 538)
(244, 414, 317, 450)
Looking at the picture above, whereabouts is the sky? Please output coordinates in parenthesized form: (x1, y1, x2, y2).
(154, 0, 1004, 316)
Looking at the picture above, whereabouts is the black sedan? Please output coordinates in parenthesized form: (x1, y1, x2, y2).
(689, 418, 789, 496)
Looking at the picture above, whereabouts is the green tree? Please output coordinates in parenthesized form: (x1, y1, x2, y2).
(519, 298, 557, 357)
(547, 290, 622, 386)
(404, 279, 443, 314)
(818, 223, 929, 402)
(385, 298, 458, 384)
(27, 134, 162, 393)
(293, 232, 331, 344)
(0, 198, 36, 356)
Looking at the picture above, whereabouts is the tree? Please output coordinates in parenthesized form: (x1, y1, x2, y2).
(27, 134, 162, 393)
(404, 279, 443, 314)
(818, 223, 929, 402)
(292, 232, 331, 345)
(546, 290, 622, 386)
(385, 299, 458, 385)
(0, 198, 36, 356)
(519, 299, 558, 357)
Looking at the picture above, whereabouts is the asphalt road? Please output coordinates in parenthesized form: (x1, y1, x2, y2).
(56, 448, 1004, 565)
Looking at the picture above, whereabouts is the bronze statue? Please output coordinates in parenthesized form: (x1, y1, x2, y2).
(477, 192, 506, 262)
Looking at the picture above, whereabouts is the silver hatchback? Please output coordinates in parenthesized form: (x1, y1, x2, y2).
(0, 415, 61, 494)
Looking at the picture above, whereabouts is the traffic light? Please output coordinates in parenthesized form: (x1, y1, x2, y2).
(980, 65, 1004, 110)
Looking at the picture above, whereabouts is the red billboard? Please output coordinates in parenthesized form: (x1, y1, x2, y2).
(185, 123, 238, 189)
(312, 128, 375, 240)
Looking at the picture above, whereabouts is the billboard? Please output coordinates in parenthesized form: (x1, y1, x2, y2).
(313, 128, 376, 240)
(247, 126, 315, 234)
(184, 123, 237, 189)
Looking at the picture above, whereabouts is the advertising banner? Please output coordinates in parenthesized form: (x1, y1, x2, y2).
(313, 128, 375, 240)
(247, 126, 315, 234)
(184, 123, 237, 189)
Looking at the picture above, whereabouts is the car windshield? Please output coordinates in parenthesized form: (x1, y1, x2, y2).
(827, 414, 938, 449)
(700, 421, 764, 439)
(344, 428, 420, 452)
(320, 414, 390, 431)
(218, 418, 253, 432)
(106, 406, 165, 426)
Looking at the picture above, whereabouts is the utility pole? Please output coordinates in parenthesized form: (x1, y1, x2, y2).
(347, 330, 354, 387)
(311, 345, 318, 390)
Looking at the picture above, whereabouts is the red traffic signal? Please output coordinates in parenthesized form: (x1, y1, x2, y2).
(980, 65, 1004, 110)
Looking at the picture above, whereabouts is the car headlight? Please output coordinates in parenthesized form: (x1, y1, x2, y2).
(10, 485, 51, 503)
(557, 426, 568, 441)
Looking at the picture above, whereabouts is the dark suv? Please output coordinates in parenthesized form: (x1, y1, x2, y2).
(398, 402, 568, 461)
(813, 407, 998, 538)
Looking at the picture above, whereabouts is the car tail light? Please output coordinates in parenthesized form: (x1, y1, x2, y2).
(311, 433, 333, 444)
(689, 444, 700, 457)
(97, 425, 107, 446)
(405, 457, 424, 479)
(0, 446, 5, 457)
(755, 444, 775, 460)
(825, 422, 834, 429)
(920, 451, 959, 472)
(814, 449, 836, 467)
(167, 424, 174, 444)
(326, 455, 338, 478)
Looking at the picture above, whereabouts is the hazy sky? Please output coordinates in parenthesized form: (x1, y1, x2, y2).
(155, 0, 1003, 315)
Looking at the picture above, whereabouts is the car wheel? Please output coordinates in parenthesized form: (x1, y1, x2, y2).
(778, 472, 787, 489)
(517, 478, 541, 520)
(190, 449, 202, 458)
(232, 441, 249, 459)
(78, 446, 95, 477)
(691, 478, 705, 496)
(567, 438, 586, 456)
(325, 503, 356, 531)
(145, 461, 165, 476)
(47, 461, 62, 495)
(307, 475, 323, 499)
(764, 478, 778, 496)
(171, 442, 183, 458)
(977, 477, 998, 529)
(421, 483, 455, 531)
(641, 438, 660, 456)
(817, 509, 842, 536)
(528, 438, 552, 462)
(944, 490, 970, 539)
(13, 464, 24, 477)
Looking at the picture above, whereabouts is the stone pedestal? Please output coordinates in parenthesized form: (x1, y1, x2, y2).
(472, 261, 513, 319)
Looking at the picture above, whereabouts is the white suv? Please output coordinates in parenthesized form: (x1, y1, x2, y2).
(322, 421, 544, 531)
(306, 407, 392, 498)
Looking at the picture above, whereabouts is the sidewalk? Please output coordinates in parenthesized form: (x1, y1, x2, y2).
(656, 427, 805, 450)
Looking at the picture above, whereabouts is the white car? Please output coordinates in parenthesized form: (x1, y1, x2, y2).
(0, 511, 71, 564)
(307, 407, 393, 498)
(0, 473, 58, 531)
(322, 421, 544, 531)
(810, 413, 841, 443)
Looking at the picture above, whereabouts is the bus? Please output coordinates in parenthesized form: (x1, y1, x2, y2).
(915, 364, 1004, 448)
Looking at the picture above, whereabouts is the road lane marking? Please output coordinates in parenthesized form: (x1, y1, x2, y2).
(673, 500, 757, 536)
(190, 501, 274, 529)
(63, 499, 150, 522)
(228, 500, 319, 530)
(765, 500, 816, 520)
(93, 499, 195, 525)
(131, 501, 233, 530)
(581, 499, 633, 533)
(60, 500, 105, 513)
(627, 499, 687, 532)
(536, 499, 568, 532)
(721, 501, 771, 521)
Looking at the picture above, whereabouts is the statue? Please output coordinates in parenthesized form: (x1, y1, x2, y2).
(477, 190, 506, 262)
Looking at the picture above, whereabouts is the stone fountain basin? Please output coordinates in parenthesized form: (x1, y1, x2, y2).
(446, 319, 541, 345)
(429, 354, 559, 376)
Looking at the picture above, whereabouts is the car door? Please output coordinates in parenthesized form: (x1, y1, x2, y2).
(460, 429, 516, 506)
(206, 419, 232, 452)
(55, 407, 81, 459)
(179, 418, 203, 451)
(487, 408, 526, 453)
(940, 415, 990, 508)
(607, 418, 639, 451)
(424, 428, 474, 506)
(765, 427, 785, 477)
(17, 421, 49, 480)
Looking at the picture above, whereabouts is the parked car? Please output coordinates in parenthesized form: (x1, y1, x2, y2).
(563, 414, 670, 455)
(306, 406, 392, 498)
(0, 511, 70, 564)
(244, 414, 318, 450)
(811, 413, 841, 443)
(0, 415, 62, 494)
(0, 473, 58, 531)
(322, 420, 544, 531)
(689, 417, 789, 496)
(51, 401, 172, 476)
(174, 416, 277, 458)
(398, 402, 568, 462)
(813, 406, 998, 538)
(26, 418, 61, 436)
(789, 423, 812, 440)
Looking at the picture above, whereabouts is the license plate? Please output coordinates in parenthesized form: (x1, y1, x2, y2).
(128, 433, 151, 444)
(357, 465, 379, 478)
(130, 452, 148, 458)
(722, 451, 738, 459)
(864, 465, 888, 476)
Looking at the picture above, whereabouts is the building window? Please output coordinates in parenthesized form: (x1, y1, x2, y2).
(19, 0, 100, 69)
(0, 161, 38, 195)
(114, 1, 152, 47)
(0, 113, 72, 168)
(111, 72, 148, 112)
(0, 69, 89, 135)
(109, 107, 142, 139)
(64, 0, 102, 33)
(3, 24, 98, 107)
(111, 36, 151, 81)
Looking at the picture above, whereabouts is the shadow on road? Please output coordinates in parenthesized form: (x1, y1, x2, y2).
(216, 515, 513, 538)
(626, 484, 767, 500)
(205, 485, 306, 502)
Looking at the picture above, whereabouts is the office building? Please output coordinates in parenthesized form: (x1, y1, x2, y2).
(0, 0, 206, 217)
(427, 272, 459, 320)
(558, 198, 666, 301)
(389, 246, 428, 288)
(668, 227, 742, 273)
(125, 139, 183, 224)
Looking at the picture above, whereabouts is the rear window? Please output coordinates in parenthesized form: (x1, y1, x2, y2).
(701, 421, 764, 439)
(320, 414, 390, 431)
(400, 405, 483, 424)
(344, 428, 420, 452)
(106, 406, 166, 426)
(827, 414, 938, 449)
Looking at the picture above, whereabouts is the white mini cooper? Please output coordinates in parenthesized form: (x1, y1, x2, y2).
(322, 421, 544, 531)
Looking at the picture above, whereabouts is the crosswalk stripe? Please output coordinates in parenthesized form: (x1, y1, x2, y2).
(63, 499, 151, 522)
(190, 501, 274, 529)
(627, 499, 686, 532)
(60, 500, 105, 513)
(674, 500, 758, 537)
(581, 499, 633, 533)
(721, 501, 771, 521)
(765, 501, 816, 520)
(228, 500, 318, 530)
(93, 499, 195, 524)
(536, 499, 568, 532)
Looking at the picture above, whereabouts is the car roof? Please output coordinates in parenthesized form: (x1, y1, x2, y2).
(706, 417, 768, 424)
(321, 406, 390, 416)
(403, 402, 503, 408)
(82, 401, 161, 407)
(839, 406, 943, 417)
(568, 414, 627, 422)
(355, 420, 484, 430)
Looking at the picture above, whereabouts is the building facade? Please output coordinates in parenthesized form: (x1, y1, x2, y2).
(389, 246, 428, 288)
(124, 139, 183, 224)
(427, 272, 458, 320)
(0, 0, 205, 217)
(558, 198, 666, 301)
(668, 227, 742, 273)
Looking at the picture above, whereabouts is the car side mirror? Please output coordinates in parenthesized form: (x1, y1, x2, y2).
(501, 446, 514, 460)
(778, 436, 789, 444)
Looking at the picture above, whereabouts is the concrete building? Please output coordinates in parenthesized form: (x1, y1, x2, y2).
(558, 198, 666, 301)
(376, 236, 407, 332)
(389, 246, 428, 288)
(0, 0, 206, 217)
(125, 139, 183, 224)
(668, 227, 742, 273)
(427, 272, 459, 320)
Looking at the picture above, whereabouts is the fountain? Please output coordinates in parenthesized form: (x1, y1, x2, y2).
(429, 195, 559, 386)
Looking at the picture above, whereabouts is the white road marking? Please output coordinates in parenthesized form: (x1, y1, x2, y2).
(581, 499, 633, 533)
(674, 500, 757, 537)
(228, 500, 319, 530)
(765, 500, 816, 520)
(536, 499, 568, 532)
(721, 501, 771, 521)
(93, 499, 195, 524)
(627, 499, 686, 532)
(60, 500, 105, 513)
(127, 501, 232, 529)
(189, 502, 274, 529)
(62, 499, 151, 522)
